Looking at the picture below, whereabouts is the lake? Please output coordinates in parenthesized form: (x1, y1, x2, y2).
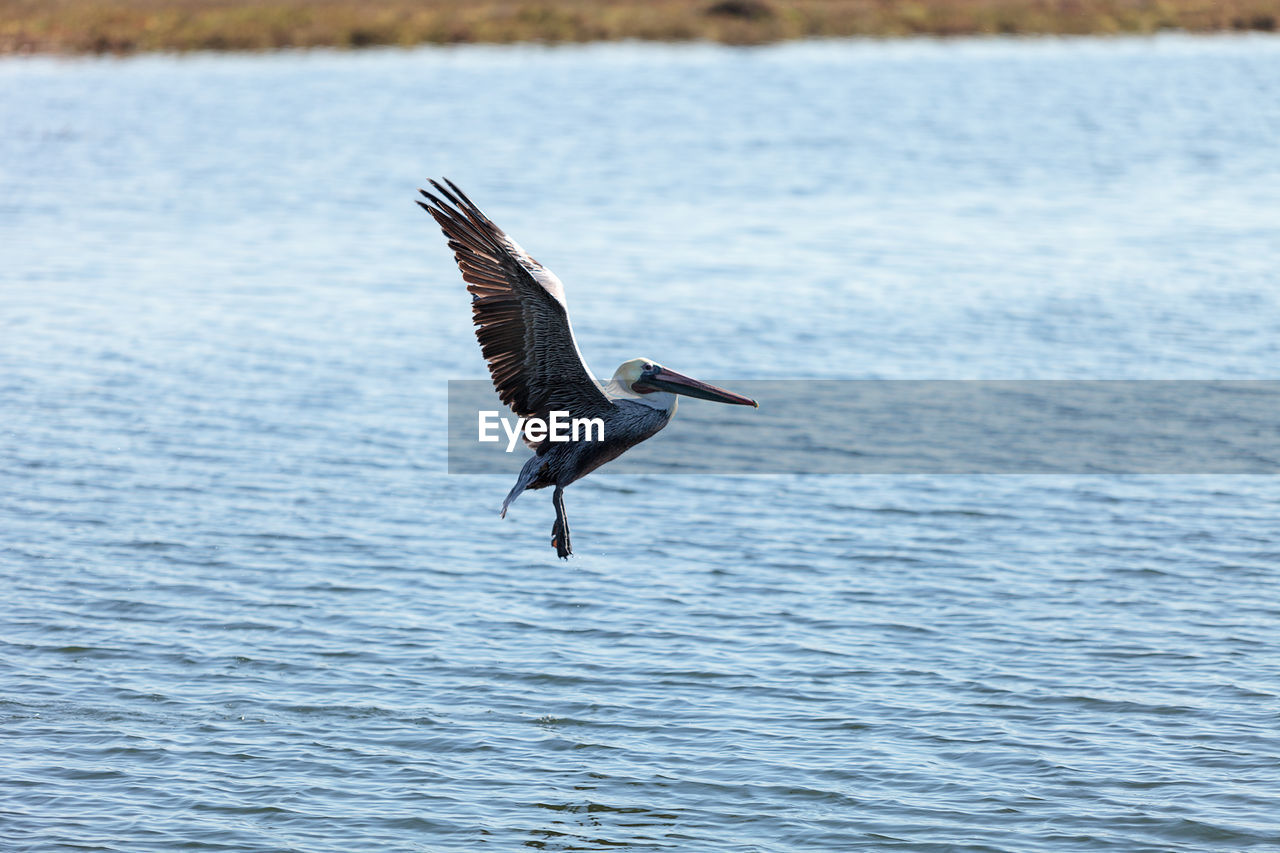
(2, 34, 1279, 851)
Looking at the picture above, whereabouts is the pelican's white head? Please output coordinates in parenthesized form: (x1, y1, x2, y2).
(610, 358, 657, 393)
(607, 357, 758, 411)
(608, 358, 673, 409)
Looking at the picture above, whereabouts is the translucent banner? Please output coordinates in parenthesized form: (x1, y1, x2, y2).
(447, 380, 1280, 475)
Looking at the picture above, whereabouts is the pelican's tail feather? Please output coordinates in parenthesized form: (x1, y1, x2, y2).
(500, 485, 521, 518)
(500, 455, 541, 518)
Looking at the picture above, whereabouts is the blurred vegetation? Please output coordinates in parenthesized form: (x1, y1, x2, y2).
(2, 0, 1277, 53)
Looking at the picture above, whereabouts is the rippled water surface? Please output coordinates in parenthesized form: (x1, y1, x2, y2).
(4, 35, 1280, 851)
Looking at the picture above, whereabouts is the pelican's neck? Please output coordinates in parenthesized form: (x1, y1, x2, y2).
(606, 380, 678, 414)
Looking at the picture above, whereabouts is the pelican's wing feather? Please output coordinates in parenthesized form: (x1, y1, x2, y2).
(418, 179, 613, 421)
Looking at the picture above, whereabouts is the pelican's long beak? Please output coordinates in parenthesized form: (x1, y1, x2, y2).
(645, 367, 758, 407)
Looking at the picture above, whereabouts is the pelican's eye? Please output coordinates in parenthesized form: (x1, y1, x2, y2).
(642, 363, 654, 372)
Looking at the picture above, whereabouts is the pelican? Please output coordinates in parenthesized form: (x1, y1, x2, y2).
(419, 179, 757, 558)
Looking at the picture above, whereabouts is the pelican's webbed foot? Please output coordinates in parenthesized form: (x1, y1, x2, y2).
(551, 485, 572, 559)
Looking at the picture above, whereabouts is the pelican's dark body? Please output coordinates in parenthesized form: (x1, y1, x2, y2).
(419, 179, 756, 557)
(500, 399, 674, 557)
(508, 400, 673, 496)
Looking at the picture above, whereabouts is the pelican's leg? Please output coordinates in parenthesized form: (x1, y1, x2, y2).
(551, 485, 572, 559)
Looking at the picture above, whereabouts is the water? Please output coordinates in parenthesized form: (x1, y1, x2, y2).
(3, 35, 1280, 851)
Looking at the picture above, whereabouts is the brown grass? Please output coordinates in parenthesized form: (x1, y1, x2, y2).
(1, 0, 1276, 54)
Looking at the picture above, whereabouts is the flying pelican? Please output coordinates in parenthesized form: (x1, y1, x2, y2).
(419, 179, 757, 558)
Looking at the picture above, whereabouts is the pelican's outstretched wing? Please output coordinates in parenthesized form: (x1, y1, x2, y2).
(418, 179, 612, 422)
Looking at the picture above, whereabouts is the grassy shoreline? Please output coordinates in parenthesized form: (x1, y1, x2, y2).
(2, 0, 1277, 55)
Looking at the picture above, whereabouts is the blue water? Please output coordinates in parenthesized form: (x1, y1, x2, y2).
(3, 35, 1280, 851)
